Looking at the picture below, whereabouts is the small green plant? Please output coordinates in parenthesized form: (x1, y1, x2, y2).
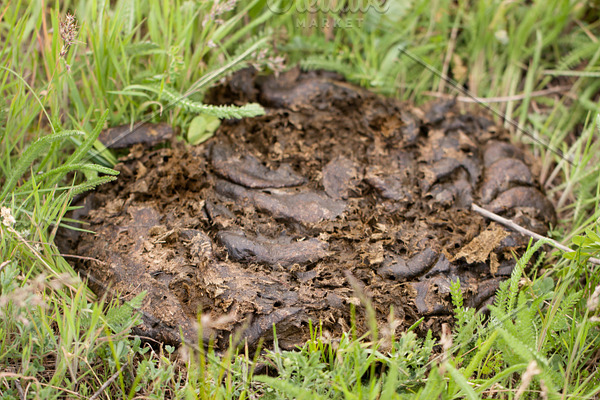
(565, 219, 600, 263)
(415, 238, 600, 400)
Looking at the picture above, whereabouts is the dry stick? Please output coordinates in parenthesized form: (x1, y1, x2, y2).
(16, 380, 25, 400)
(471, 203, 600, 266)
(574, 18, 598, 43)
(59, 254, 107, 264)
(0, 259, 11, 273)
(89, 362, 127, 400)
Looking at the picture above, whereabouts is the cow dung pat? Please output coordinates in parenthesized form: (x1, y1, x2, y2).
(58, 69, 555, 350)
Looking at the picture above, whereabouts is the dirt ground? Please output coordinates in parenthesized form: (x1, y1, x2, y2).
(57, 68, 556, 350)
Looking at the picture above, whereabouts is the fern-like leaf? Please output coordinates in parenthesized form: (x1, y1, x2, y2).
(152, 85, 265, 118)
(124, 82, 266, 118)
(0, 130, 85, 201)
(507, 239, 548, 315)
(496, 327, 561, 393)
(556, 41, 600, 72)
(450, 278, 478, 349)
(541, 290, 582, 354)
(70, 176, 118, 196)
(254, 375, 326, 400)
(17, 164, 118, 195)
(514, 292, 540, 349)
(105, 291, 147, 332)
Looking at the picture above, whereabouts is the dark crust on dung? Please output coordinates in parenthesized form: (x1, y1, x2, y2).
(98, 123, 174, 149)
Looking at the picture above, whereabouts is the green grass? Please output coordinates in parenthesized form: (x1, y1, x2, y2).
(2, 0, 600, 398)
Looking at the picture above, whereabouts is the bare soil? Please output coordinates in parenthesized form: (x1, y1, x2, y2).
(58, 68, 555, 350)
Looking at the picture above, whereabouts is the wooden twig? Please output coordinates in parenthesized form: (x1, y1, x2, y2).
(0, 259, 11, 273)
(574, 18, 598, 43)
(89, 362, 128, 400)
(471, 203, 600, 266)
(16, 379, 25, 400)
(59, 254, 107, 264)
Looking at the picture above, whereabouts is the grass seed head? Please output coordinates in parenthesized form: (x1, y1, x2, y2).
(1, 206, 15, 227)
(204, 0, 239, 25)
(59, 12, 79, 61)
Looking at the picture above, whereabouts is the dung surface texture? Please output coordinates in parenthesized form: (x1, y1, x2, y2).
(58, 69, 556, 350)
